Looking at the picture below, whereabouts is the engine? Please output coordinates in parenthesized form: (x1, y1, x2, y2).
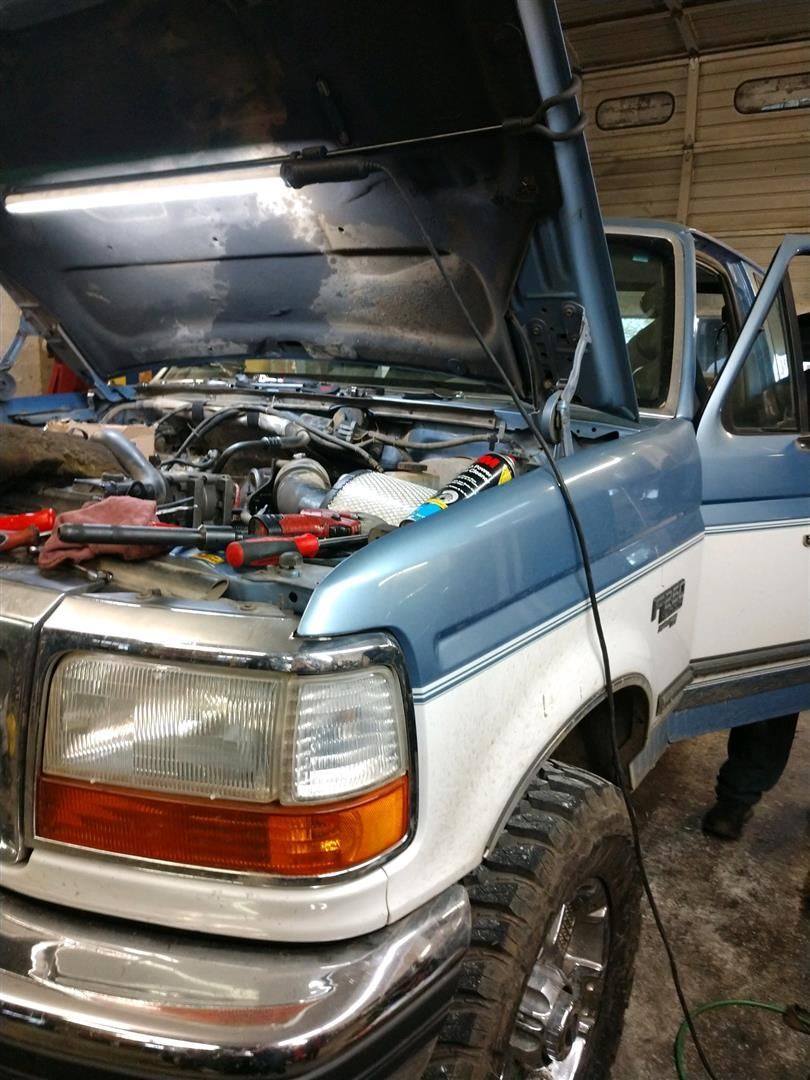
(0, 394, 524, 608)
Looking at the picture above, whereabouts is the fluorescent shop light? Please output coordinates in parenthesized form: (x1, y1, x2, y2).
(4, 167, 285, 215)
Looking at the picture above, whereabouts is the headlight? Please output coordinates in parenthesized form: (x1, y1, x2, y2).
(42, 654, 278, 801)
(36, 651, 410, 876)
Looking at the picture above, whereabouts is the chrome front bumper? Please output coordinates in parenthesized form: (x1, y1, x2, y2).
(0, 884, 470, 1079)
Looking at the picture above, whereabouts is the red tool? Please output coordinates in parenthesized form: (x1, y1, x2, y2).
(0, 508, 56, 534)
(0, 526, 40, 553)
(225, 533, 321, 569)
(248, 510, 361, 540)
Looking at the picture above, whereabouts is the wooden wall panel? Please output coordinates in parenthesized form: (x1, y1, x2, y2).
(0, 289, 47, 396)
(584, 40, 810, 310)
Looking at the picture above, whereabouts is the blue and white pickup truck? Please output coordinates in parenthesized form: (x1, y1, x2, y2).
(0, 1, 808, 1078)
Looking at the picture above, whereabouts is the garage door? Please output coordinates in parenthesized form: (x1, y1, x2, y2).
(582, 41, 810, 312)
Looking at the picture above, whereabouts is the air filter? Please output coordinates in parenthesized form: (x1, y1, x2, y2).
(326, 471, 436, 526)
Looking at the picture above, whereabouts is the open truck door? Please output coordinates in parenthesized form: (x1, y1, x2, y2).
(672, 237, 810, 737)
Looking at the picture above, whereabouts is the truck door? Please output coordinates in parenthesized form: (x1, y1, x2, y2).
(677, 238, 810, 734)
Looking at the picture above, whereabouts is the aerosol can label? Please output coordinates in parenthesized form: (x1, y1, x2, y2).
(406, 453, 516, 522)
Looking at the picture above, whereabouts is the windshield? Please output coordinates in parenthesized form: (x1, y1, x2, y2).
(607, 234, 676, 410)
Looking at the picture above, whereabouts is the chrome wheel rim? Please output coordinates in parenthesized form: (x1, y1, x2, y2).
(504, 878, 611, 1079)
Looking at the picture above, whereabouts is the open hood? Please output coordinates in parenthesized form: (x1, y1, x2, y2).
(0, 0, 637, 419)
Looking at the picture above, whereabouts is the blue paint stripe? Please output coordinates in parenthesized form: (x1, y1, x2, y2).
(301, 420, 703, 691)
(412, 533, 701, 703)
(668, 682, 810, 739)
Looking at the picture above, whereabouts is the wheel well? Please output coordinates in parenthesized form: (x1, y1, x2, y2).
(553, 683, 650, 783)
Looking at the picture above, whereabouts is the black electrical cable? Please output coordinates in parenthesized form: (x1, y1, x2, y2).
(507, 308, 541, 410)
(171, 405, 248, 458)
(373, 160, 721, 1080)
(274, 410, 384, 471)
(209, 430, 310, 472)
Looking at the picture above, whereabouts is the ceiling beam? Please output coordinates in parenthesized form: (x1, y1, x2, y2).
(562, 0, 800, 32)
(662, 0, 700, 55)
(562, 6, 671, 31)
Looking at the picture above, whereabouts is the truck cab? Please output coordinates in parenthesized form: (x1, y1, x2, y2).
(605, 222, 810, 756)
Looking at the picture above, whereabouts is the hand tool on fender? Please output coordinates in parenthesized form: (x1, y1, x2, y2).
(57, 523, 242, 550)
(0, 526, 40, 553)
(0, 508, 56, 534)
(248, 510, 361, 540)
(225, 532, 368, 569)
(225, 533, 320, 569)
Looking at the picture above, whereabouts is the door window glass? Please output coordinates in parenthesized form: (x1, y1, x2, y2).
(725, 279, 797, 432)
(695, 263, 736, 393)
(607, 235, 676, 409)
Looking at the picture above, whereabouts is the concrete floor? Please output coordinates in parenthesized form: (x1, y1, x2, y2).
(612, 713, 809, 1080)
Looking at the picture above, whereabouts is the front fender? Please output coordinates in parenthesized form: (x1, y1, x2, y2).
(299, 420, 702, 697)
(300, 421, 704, 923)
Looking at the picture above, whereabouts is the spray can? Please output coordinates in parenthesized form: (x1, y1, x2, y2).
(404, 453, 516, 523)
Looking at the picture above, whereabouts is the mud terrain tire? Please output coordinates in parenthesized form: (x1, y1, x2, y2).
(425, 762, 641, 1080)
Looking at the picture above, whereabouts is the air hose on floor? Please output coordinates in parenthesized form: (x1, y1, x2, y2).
(674, 999, 810, 1079)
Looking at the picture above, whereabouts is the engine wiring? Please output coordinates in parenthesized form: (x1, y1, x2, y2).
(364, 429, 496, 451)
(372, 159, 722, 1080)
(160, 397, 500, 473)
(164, 402, 384, 472)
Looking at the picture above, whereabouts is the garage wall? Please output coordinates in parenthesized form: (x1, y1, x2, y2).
(0, 288, 48, 396)
(582, 41, 810, 312)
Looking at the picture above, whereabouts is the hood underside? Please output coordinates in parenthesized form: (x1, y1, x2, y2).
(0, 0, 566, 389)
(0, 0, 562, 388)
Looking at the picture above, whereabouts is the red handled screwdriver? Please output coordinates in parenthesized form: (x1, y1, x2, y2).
(0, 508, 55, 534)
(225, 533, 321, 569)
(248, 510, 361, 539)
(0, 526, 40, 553)
(225, 532, 369, 569)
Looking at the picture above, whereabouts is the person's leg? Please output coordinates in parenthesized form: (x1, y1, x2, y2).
(717, 713, 799, 807)
(703, 713, 799, 839)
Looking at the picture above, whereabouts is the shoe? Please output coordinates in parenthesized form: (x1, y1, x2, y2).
(701, 800, 753, 840)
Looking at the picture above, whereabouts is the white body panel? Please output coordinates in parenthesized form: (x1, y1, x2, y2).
(3, 539, 701, 939)
(382, 538, 702, 923)
(691, 522, 810, 659)
(2, 851, 390, 943)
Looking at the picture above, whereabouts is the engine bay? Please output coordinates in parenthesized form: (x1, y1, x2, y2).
(0, 384, 531, 612)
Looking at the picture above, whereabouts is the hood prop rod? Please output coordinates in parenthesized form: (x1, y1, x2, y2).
(538, 308, 589, 460)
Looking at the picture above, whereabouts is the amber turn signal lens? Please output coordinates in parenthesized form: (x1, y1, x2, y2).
(36, 774, 409, 875)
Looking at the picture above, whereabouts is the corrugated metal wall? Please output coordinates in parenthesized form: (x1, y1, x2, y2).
(583, 41, 810, 312)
